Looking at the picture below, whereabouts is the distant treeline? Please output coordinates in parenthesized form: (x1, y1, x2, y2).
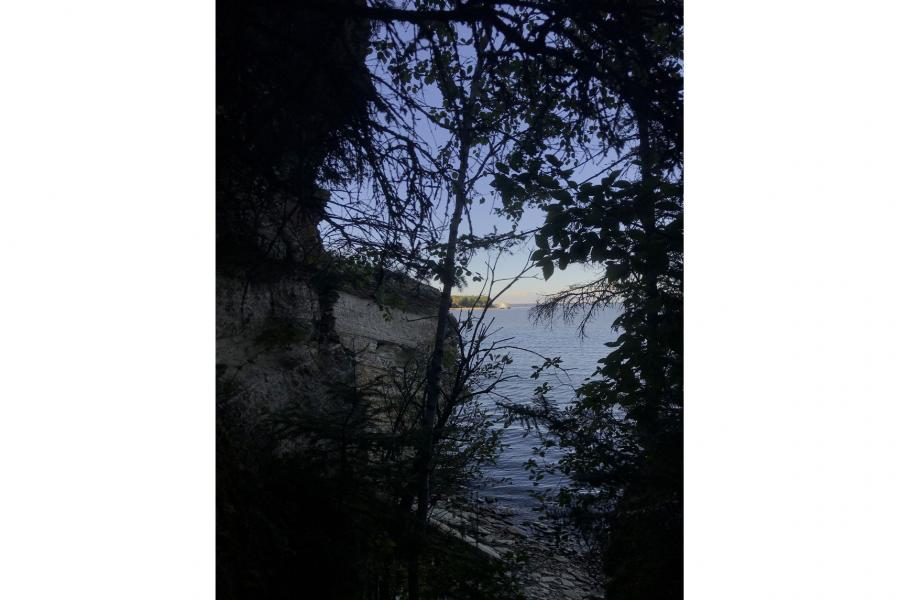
(451, 295, 488, 307)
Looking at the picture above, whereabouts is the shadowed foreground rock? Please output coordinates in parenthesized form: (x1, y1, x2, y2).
(433, 499, 605, 600)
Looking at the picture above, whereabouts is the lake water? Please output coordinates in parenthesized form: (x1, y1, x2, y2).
(456, 304, 620, 512)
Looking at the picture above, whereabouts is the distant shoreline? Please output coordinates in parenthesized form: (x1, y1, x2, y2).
(451, 303, 534, 310)
(451, 305, 509, 310)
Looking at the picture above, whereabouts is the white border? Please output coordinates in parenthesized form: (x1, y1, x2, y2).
(0, 2, 215, 598)
(686, 1, 900, 597)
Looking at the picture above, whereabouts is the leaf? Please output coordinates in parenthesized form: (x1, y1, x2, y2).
(605, 262, 629, 281)
(570, 242, 588, 262)
(542, 261, 554, 280)
(550, 189, 572, 203)
(603, 169, 622, 184)
(537, 174, 559, 188)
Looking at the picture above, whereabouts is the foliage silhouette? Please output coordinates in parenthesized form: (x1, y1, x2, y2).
(218, 1, 683, 598)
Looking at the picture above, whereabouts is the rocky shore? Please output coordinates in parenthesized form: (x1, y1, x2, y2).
(432, 499, 604, 600)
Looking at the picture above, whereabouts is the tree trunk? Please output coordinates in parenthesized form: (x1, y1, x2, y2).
(406, 129, 470, 600)
(406, 27, 488, 599)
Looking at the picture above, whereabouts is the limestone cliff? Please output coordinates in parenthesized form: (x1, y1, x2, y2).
(215, 0, 421, 425)
(216, 268, 442, 427)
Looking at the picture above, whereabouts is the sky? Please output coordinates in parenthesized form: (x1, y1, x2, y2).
(351, 21, 609, 305)
(409, 72, 606, 305)
(456, 196, 601, 305)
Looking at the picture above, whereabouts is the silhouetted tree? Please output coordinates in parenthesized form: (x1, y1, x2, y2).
(331, 3, 683, 597)
(490, 4, 683, 598)
(220, 1, 683, 598)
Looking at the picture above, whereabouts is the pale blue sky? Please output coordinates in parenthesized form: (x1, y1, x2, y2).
(456, 195, 601, 305)
(362, 22, 608, 305)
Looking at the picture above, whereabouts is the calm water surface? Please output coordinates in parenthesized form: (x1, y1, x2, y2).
(457, 304, 620, 512)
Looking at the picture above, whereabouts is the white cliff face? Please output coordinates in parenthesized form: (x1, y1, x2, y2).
(216, 273, 440, 421)
(334, 292, 436, 350)
(216, 274, 325, 416)
(332, 291, 438, 388)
